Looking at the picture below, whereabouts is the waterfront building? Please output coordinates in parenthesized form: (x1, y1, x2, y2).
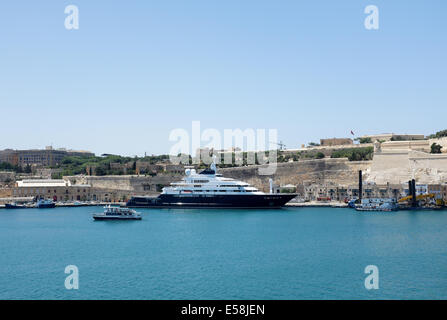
(441, 184, 447, 201)
(428, 184, 443, 200)
(12, 179, 124, 202)
(302, 181, 407, 202)
(415, 184, 429, 196)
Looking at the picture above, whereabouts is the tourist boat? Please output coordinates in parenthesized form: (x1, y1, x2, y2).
(93, 205, 142, 220)
(126, 159, 297, 209)
(36, 199, 56, 208)
(355, 198, 398, 212)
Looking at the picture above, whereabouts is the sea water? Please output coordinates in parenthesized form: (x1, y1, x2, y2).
(0, 206, 446, 299)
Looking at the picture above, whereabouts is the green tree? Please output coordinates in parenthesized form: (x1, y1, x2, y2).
(428, 129, 447, 139)
(431, 143, 443, 154)
(356, 137, 372, 144)
(331, 147, 374, 161)
(24, 164, 32, 173)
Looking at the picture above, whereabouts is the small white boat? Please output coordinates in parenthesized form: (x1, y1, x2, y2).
(93, 205, 142, 220)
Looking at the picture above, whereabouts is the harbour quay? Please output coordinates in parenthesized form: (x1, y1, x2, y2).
(1, 132, 447, 209)
(0, 178, 135, 206)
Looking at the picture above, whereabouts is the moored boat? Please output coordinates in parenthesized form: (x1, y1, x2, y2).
(5, 203, 28, 209)
(126, 159, 296, 209)
(36, 199, 56, 208)
(355, 198, 398, 212)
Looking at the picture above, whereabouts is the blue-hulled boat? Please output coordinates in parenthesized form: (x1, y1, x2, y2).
(5, 203, 28, 209)
(36, 199, 56, 208)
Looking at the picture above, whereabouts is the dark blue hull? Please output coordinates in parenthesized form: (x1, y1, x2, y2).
(5, 204, 27, 209)
(126, 194, 296, 209)
(37, 203, 56, 208)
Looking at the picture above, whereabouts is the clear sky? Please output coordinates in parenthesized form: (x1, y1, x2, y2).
(1, 1, 446, 156)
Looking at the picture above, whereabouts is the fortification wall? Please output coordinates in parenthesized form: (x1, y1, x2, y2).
(366, 150, 447, 184)
(220, 159, 372, 192)
(64, 159, 372, 194)
(65, 174, 182, 194)
(0, 188, 12, 198)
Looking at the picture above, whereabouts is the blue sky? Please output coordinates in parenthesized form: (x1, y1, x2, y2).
(0, 1, 446, 156)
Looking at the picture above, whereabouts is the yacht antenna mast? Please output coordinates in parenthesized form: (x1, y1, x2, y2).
(210, 154, 217, 173)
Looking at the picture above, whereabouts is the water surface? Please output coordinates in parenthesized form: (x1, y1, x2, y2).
(0, 206, 446, 299)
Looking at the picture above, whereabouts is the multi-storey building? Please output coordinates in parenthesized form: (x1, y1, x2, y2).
(0, 147, 94, 168)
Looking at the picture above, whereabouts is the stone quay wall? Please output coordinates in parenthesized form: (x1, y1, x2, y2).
(64, 158, 372, 195)
(220, 159, 372, 192)
(65, 174, 182, 195)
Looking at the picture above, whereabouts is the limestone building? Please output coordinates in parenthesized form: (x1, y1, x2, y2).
(320, 138, 353, 147)
(0, 147, 94, 167)
(359, 133, 425, 142)
(12, 179, 127, 202)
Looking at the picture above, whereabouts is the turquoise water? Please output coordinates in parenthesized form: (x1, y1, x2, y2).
(0, 206, 446, 300)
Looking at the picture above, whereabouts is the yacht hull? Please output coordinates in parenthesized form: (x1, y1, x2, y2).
(126, 194, 297, 209)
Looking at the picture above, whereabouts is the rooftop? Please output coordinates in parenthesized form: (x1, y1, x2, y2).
(17, 179, 71, 187)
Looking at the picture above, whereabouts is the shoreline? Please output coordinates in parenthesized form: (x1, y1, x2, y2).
(0, 202, 126, 209)
(1, 201, 347, 209)
(285, 201, 348, 208)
